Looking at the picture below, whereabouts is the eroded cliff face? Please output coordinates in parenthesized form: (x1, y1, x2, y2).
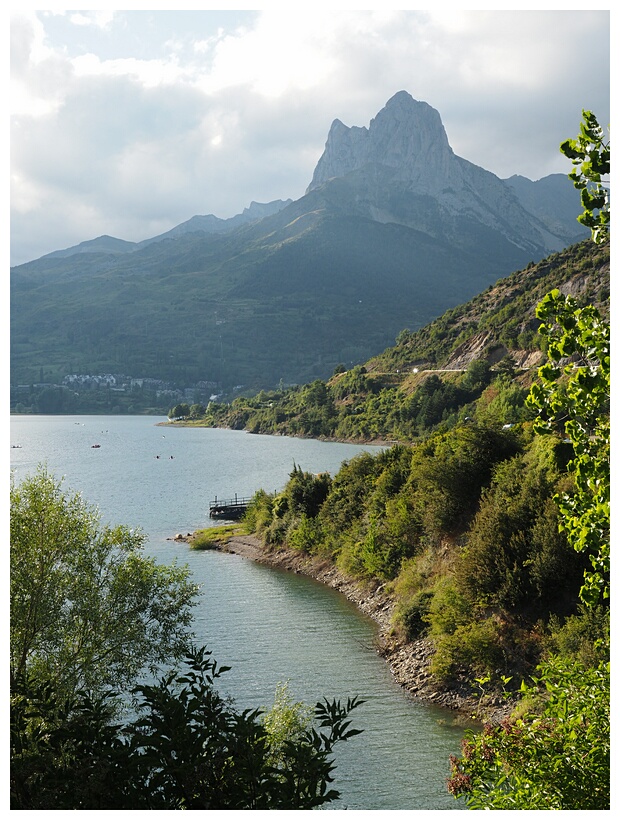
(307, 91, 454, 193)
(306, 90, 580, 254)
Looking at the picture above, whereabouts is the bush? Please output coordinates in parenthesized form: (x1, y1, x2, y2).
(544, 605, 609, 668)
(455, 456, 584, 619)
(397, 590, 433, 640)
(430, 618, 505, 681)
(448, 656, 610, 809)
(243, 490, 274, 536)
(426, 576, 473, 639)
(287, 515, 323, 553)
(408, 424, 520, 538)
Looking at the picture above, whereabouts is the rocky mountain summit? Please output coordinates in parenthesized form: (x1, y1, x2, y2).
(308, 91, 456, 192)
(307, 91, 582, 254)
(307, 91, 585, 252)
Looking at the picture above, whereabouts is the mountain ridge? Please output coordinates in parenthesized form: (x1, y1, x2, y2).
(24, 93, 583, 267)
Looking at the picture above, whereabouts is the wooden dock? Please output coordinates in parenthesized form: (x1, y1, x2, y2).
(209, 494, 251, 520)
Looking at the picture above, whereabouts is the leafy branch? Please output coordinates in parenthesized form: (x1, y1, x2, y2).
(560, 110, 610, 244)
(526, 290, 609, 606)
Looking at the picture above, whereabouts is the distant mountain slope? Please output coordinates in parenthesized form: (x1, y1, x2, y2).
(134, 198, 294, 248)
(195, 239, 609, 442)
(11, 92, 588, 393)
(38, 199, 294, 260)
(40, 235, 139, 260)
(367, 238, 609, 373)
(504, 174, 589, 242)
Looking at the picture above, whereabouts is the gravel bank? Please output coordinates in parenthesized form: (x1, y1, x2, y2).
(201, 533, 514, 725)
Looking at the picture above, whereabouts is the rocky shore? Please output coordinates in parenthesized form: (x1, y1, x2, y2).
(186, 532, 513, 726)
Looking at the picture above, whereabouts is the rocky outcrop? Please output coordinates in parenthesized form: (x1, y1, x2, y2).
(307, 91, 583, 255)
(307, 92, 454, 194)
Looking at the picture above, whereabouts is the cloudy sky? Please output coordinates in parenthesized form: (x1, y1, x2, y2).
(10, 5, 610, 267)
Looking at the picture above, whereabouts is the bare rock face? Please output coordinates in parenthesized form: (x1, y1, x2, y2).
(306, 91, 577, 254)
(308, 91, 454, 193)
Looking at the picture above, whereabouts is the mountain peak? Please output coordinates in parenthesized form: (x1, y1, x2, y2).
(383, 89, 416, 108)
(307, 92, 453, 193)
(379, 91, 432, 116)
(303, 92, 586, 255)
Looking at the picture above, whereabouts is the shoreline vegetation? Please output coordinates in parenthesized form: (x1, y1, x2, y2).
(172, 528, 512, 726)
(157, 419, 394, 448)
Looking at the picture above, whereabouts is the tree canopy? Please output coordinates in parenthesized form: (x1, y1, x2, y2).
(10, 467, 199, 698)
(560, 109, 610, 244)
(527, 290, 610, 605)
(11, 646, 363, 809)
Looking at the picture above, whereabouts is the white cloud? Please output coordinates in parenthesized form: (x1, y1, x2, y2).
(68, 10, 116, 29)
(10, 11, 69, 117)
(72, 53, 185, 88)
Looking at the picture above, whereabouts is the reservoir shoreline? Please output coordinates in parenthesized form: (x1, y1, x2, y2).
(182, 531, 512, 726)
(12, 415, 470, 809)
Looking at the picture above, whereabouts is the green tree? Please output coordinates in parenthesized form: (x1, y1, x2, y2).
(11, 646, 364, 810)
(168, 403, 190, 419)
(461, 358, 492, 393)
(189, 403, 206, 418)
(10, 468, 199, 697)
(261, 681, 313, 766)
(560, 110, 610, 244)
(408, 424, 520, 537)
(526, 290, 610, 605)
(285, 464, 332, 518)
(447, 656, 609, 809)
(455, 455, 582, 616)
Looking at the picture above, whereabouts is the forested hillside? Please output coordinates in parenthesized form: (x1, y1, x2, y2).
(177, 239, 609, 443)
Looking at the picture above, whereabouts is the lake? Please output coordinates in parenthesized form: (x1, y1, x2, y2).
(9, 414, 466, 810)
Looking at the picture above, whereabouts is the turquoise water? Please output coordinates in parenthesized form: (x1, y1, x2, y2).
(10, 415, 465, 810)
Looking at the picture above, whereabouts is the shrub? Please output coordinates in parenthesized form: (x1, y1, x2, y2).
(396, 590, 433, 640)
(430, 619, 505, 681)
(448, 656, 610, 809)
(544, 605, 609, 668)
(426, 576, 473, 638)
(287, 515, 323, 553)
(455, 456, 583, 619)
(244, 490, 274, 535)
